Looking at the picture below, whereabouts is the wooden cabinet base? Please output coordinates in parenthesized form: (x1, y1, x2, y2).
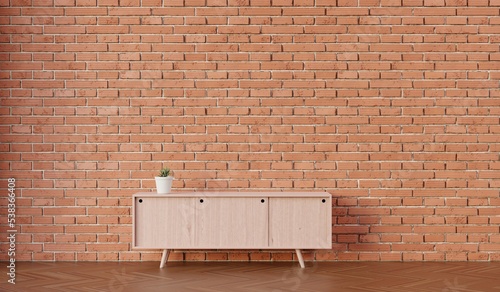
(133, 192, 332, 269)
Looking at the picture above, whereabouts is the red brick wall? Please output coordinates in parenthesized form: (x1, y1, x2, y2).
(1, 0, 499, 262)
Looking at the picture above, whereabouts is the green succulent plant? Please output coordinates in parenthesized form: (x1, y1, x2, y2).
(158, 166, 172, 177)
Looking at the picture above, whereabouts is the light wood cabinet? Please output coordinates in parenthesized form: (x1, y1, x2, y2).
(133, 192, 331, 268)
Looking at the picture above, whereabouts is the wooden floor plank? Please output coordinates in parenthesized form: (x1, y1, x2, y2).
(1, 262, 499, 292)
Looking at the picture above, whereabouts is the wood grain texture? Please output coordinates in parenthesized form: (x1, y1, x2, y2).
(134, 197, 196, 249)
(269, 197, 332, 249)
(2, 262, 499, 292)
(195, 197, 268, 248)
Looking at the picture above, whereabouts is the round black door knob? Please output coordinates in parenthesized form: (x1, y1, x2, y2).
(139, 199, 143, 203)
(261, 199, 265, 203)
(322, 199, 326, 203)
(200, 199, 204, 203)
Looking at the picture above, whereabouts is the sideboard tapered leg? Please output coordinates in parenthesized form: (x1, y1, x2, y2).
(295, 249, 305, 268)
(160, 249, 170, 268)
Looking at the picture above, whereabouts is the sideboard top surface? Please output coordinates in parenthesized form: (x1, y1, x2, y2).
(133, 191, 331, 198)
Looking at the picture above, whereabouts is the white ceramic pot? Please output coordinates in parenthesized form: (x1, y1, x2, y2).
(155, 176, 173, 194)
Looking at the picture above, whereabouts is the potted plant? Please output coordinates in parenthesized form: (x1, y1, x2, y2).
(155, 166, 173, 194)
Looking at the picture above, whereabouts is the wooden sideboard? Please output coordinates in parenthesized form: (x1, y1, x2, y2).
(133, 192, 332, 268)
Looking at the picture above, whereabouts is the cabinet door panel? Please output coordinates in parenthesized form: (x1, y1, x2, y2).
(133, 197, 195, 249)
(195, 197, 268, 248)
(269, 197, 331, 249)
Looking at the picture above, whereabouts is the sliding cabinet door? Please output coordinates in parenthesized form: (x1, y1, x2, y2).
(133, 197, 196, 249)
(195, 197, 268, 248)
(269, 197, 331, 249)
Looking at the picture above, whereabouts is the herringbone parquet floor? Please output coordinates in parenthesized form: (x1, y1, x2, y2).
(1, 261, 499, 292)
